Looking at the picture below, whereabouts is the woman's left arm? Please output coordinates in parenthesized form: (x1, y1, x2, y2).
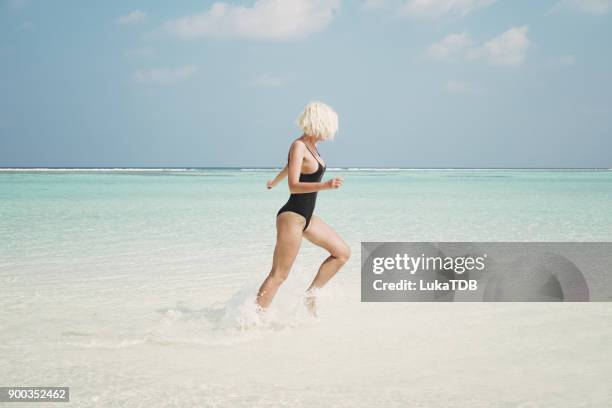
(266, 165, 288, 189)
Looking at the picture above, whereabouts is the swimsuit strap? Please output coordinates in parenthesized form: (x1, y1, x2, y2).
(303, 143, 323, 167)
(286, 141, 323, 167)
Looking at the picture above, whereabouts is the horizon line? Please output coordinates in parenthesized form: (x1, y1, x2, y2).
(0, 166, 610, 171)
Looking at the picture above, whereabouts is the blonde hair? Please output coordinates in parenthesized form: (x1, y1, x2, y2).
(296, 101, 338, 141)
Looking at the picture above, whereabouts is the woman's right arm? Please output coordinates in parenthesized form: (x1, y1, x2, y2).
(287, 141, 343, 194)
(266, 165, 288, 189)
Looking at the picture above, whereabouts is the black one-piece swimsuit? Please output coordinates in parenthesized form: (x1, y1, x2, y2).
(277, 144, 326, 231)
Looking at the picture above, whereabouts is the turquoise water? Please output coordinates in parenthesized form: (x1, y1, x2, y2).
(2, 169, 612, 407)
(2, 169, 611, 258)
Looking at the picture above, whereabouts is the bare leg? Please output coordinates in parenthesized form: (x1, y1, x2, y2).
(302, 216, 351, 315)
(256, 212, 305, 309)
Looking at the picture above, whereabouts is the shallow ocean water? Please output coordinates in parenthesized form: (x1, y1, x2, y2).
(1, 169, 612, 407)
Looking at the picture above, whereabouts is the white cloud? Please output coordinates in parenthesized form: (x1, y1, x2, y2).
(251, 74, 292, 87)
(116, 10, 147, 25)
(446, 80, 472, 93)
(403, 0, 495, 18)
(133, 65, 197, 85)
(469, 26, 529, 66)
(165, 0, 340, 41)
(426, 32, 472, 61)
(427, 26, 529, 67)
(555, 0, 612, 14)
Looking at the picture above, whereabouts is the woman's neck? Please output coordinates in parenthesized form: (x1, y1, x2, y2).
(301, 134, 318, 148)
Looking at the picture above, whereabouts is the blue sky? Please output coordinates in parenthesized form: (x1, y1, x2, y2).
(0, 0, 611, 168)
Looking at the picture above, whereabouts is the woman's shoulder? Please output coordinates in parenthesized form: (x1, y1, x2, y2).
(289, 138, 307, 151)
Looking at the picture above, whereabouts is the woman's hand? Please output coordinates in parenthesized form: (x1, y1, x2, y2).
(266, 179, 276, 189)
(325, 177, 344, 190)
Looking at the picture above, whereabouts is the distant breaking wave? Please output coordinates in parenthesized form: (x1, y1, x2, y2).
(0, 168, 201, 172)
(240, 168, 282, 172)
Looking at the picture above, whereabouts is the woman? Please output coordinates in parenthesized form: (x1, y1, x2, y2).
(256, 101, 350, 315)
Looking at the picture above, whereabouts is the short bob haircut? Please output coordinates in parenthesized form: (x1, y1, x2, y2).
(296, 101, 338, 141)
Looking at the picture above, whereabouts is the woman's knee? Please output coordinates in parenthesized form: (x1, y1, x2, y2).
(334, 244, 351, 264)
